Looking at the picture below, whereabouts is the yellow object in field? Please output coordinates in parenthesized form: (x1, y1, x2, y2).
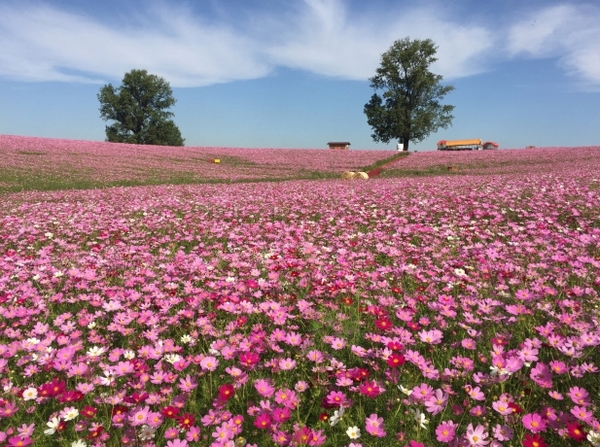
(445, 139, 481, 147)
(214, 159, 220, 164)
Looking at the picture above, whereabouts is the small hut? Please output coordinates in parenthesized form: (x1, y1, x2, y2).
(327, 142, 350, 150)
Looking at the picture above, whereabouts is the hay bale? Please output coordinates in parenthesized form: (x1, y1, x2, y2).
(341, 171, 356, 179)
(355, 171, 369, 179)
(447, 166, 459, 171)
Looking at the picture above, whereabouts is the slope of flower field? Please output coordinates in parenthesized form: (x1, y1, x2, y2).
(0, 143, 600, 447)
(381, 146, 600, 177)
(0, 135, 396, 192)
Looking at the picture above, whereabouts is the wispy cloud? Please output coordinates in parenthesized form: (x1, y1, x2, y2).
(264, 0, 495, 80)
(0, 2, 271, 86)
(507, 4, 600, 87)
(1, 1, 599, 88)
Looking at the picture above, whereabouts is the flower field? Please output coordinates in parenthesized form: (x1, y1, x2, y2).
(0, 135, 396, 192)
(0, 138, 600, 447)
(381, 146, 600, 177)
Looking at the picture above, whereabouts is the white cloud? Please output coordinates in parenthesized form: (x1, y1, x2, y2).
(1, 1, 598, 88)
(0, 2, 271, 86)
(507, 4, 600, 86)
(264, 0, 495, 80)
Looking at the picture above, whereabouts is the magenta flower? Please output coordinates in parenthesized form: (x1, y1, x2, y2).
(522, 413, 547, 433)
(359, 380, 382, 398)
(435, 420, 457, 443)
(239, 351, 260, 368)
(254, 411, 271, 429)
(8, 436, 33, 447)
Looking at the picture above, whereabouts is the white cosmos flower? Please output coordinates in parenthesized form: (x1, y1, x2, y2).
(61, 406, 79, 421)
(87, 346, 105, 358)
(411, 409, 429, 429)
(346, 426, 361, 439)
(164, 354, 182, 364)
(139, 425, 156, 440)
(587, 430, 600, 447)
(45, 417, 61, 435)
(22, 387, 38, 401)
(329, 407, 344, 426)
(398, 385, 413, 396)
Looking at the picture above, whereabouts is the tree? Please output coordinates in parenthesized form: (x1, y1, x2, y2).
(364, 38, 454, 151)
(98, 69, 184, 146)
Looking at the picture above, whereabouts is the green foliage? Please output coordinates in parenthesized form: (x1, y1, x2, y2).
(98, 69, 185, 146)
(364, 38, 455, 151)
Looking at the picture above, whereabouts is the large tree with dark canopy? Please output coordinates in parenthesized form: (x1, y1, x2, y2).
(364, 38, 454, 151)
(98, 69, 184, 146)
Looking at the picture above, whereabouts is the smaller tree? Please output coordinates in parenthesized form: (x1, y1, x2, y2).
(364, 38, 454, 151)
(98, 69, 184, 146)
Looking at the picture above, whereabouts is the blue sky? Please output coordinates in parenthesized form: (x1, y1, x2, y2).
(1, 0, 599, 150)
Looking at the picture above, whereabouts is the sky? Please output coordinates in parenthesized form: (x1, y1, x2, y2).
(1, 0, 599, 151)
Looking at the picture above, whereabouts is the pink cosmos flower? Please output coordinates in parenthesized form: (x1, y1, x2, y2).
(278, 357, 297, 371)
(465, 423, 489, 446)
(412, 383, 434, 401)
(186, 426, 201, 442)
(212, 422, 234, 443)
(522, 413, 546, 433)
(466, 385, 485, 401)
(424, 389, 448, 415)
(418, 328, 443, 344)
(166, 439, 189, 447)
(326, 390, 348, 407)
(568, 386, 591, 406)
(199, 356, 219, 371)
(164, 427, 180, 439)
(492, 424, 513, 441)
(254, 379, 275, 398)
(306, 350, 324, 363)
(8, 436, 33, 447)
(365, 414, 386, 438)
(571, 405, 593, 423)
(435, 420, 457, 443)
(274, 388, 298, 409)
(178, 374, 198, 392)
(492, 399, 514, 416)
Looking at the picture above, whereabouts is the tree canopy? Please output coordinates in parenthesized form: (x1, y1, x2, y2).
(364, 38, 454, 151)
(98, 69, 184, 146)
